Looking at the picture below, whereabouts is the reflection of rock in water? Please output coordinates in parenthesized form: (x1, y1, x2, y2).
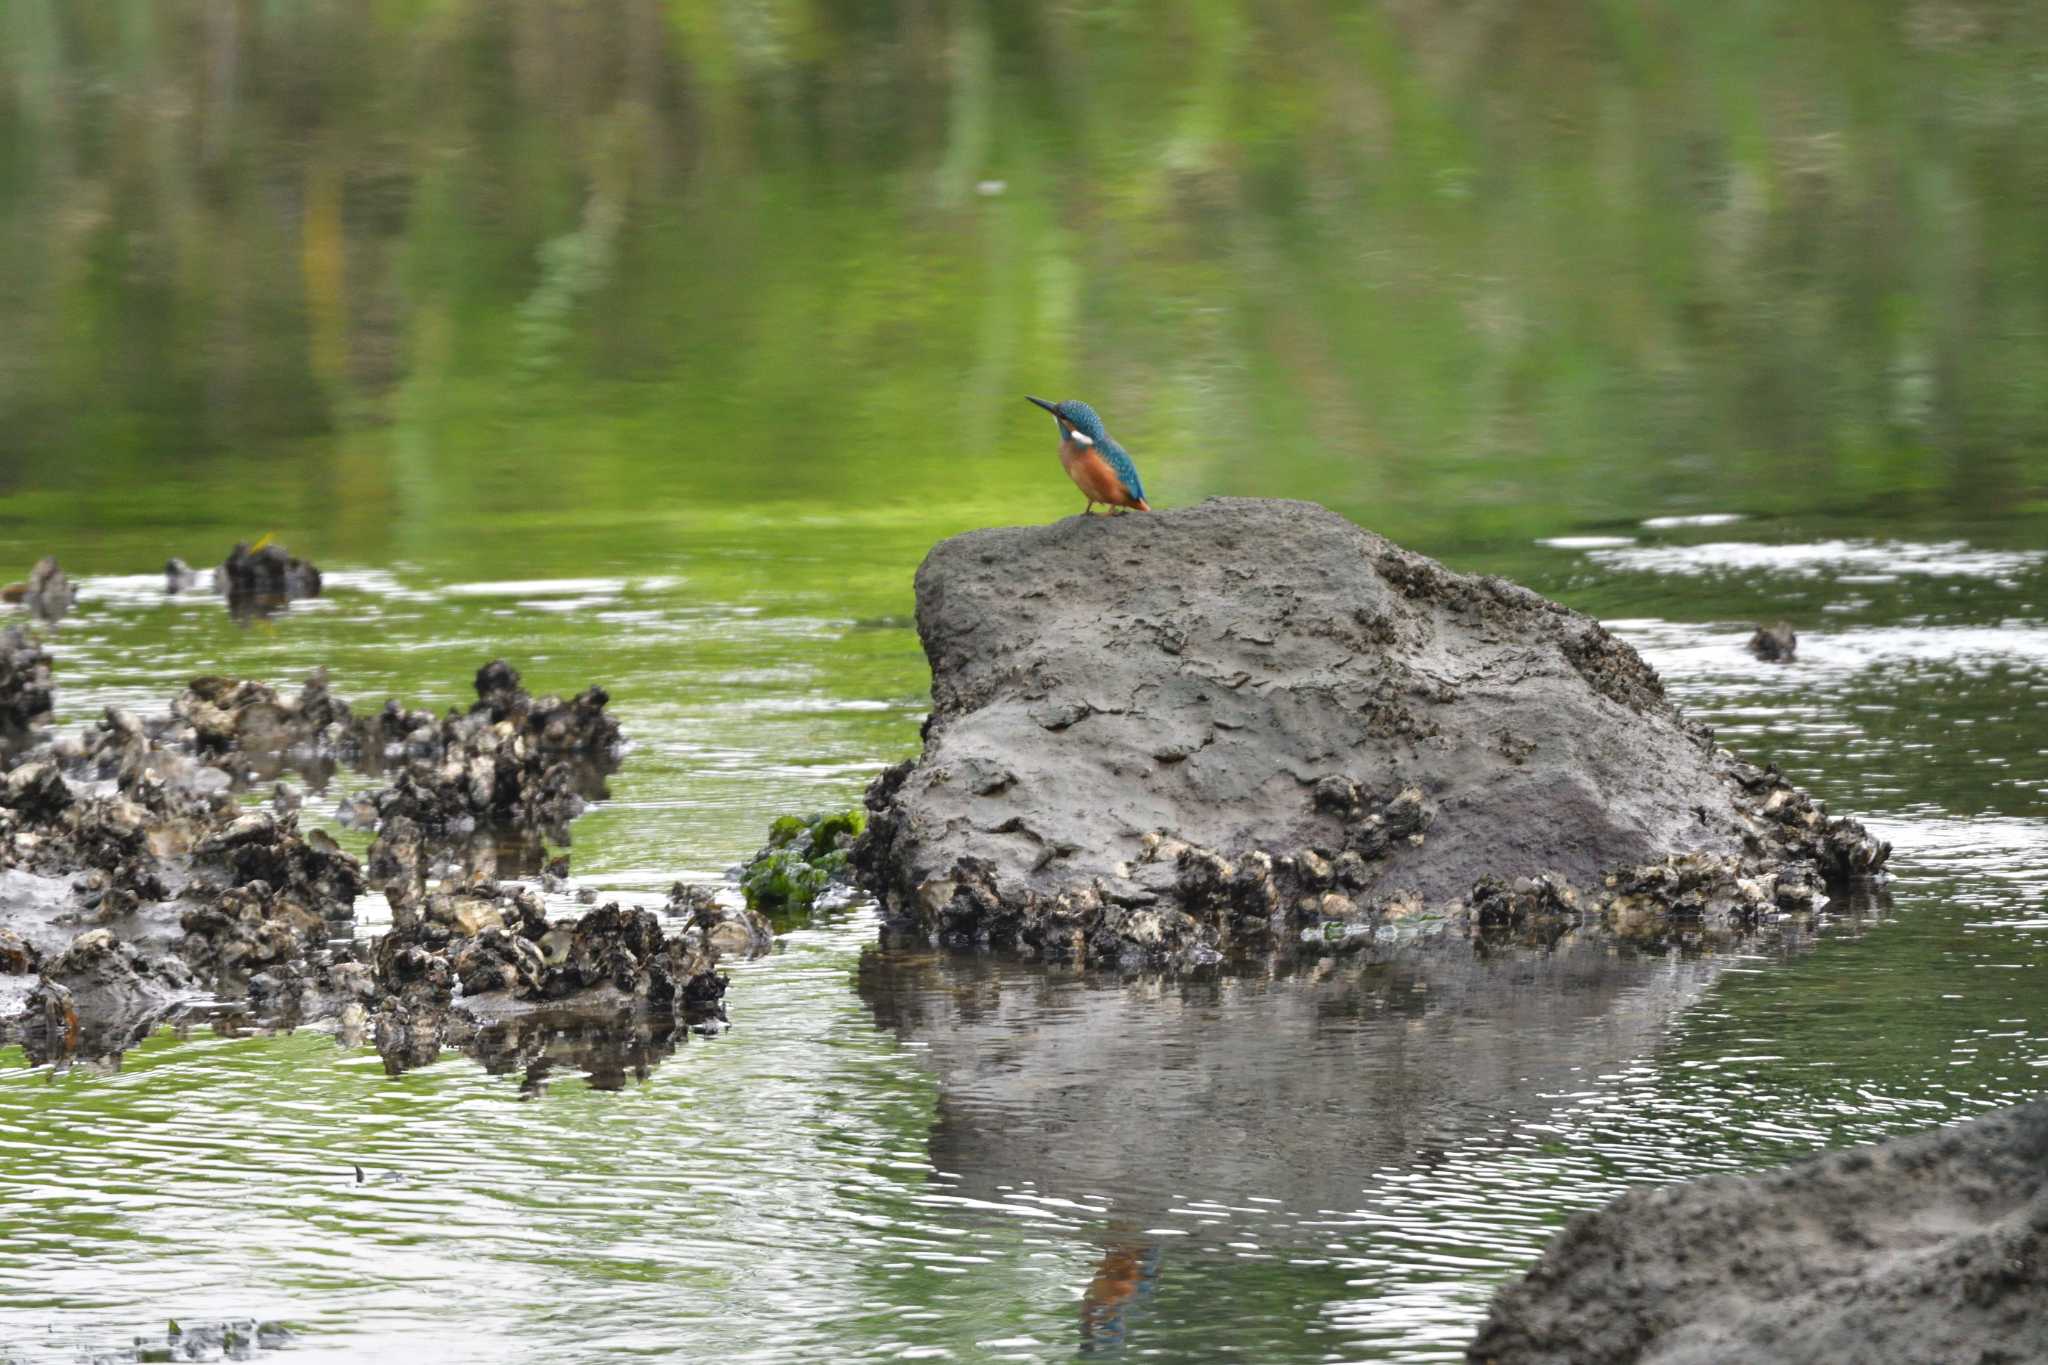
(859, 938, 1735, 1218)
(861, 935, 1765, 1351)
(375, 989, 718, 1095)
(471, 1005, 686, 1096)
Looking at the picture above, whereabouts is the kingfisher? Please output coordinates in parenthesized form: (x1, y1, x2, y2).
(1027, 396, 1150, 514)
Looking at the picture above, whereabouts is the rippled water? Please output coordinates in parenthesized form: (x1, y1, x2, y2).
(8, 5, 2048, 1355)
(2, 508, 2044, 1364)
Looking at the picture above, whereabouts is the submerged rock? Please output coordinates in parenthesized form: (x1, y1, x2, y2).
(1468, 1100, 2048, 1365)
(854, 498, 1887, 966)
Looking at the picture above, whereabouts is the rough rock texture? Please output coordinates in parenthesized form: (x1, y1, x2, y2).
(367, 888, 737, 1075)
(667, 880, 775, 959)
(0, 653, 659, 1073)
(8, 556, 76, 623)
(1469, 1101, 2048, 1365)
(361, 660, 623, 901)
(0, 698, 375, 1063)
(174, 670, 361, 769)
(855, 499, 1886, 964)
(0, 626, 54, 745)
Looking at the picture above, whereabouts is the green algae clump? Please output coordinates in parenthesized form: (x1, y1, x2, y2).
(741, 808, 866, 916)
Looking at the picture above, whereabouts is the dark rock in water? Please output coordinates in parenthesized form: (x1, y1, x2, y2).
(219, 539, 322, 616)
(854, 498, 1887, 966)
(367, 889, 732, 1076)
(0, 626, 55, 745)
(468, 659, 622, 754)
(359, 660, 622, 889)
(0, 660, 372, 1059)
(0, 651, 679, 1073)
(1748, 621, 1798, 661)
(4, 757, 72, 822)
(1468, 1100, 2048, 1365)
(176, 811, 366, 996)
(454, 925, 550, 998)
(174, 670, 359, 769)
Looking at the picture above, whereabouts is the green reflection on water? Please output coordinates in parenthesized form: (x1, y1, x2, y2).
(5, 1, 2048, 550)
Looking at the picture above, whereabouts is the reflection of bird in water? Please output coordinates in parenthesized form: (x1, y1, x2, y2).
(1080, 1233, 1163, 1353)
(1028, 397, 1151, 515)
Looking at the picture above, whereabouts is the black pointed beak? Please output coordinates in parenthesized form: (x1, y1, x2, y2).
(1026, 396, 1061, 418)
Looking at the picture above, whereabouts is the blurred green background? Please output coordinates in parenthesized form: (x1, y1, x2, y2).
(3, 0, 2045, 564)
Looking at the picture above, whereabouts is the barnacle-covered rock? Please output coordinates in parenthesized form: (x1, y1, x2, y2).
(856, 498, 1889, 966)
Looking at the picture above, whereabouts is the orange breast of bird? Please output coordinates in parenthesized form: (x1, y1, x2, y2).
(1061, 440, 1141, 507)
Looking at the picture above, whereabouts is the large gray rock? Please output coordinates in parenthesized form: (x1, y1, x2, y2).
(1468, 1100, 2048, 1364)
(854, 498, 1884, 962)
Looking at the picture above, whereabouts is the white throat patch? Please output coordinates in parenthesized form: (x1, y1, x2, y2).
(1066, 428, 1096, 446)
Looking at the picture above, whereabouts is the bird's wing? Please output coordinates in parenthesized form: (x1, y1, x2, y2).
(1102, 439, 1146, 502)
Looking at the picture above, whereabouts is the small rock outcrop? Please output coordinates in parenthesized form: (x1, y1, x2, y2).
(362, 660, 623, 900)
(0, 626, 54, 746)
(1748, 621, 1798, 662)
(366, 886, 740, 1075)
(3, 556, 76, 622)
(0, 652, 703, 1077)
(1468, 1100, 2048, 1365)
(854, 498, 1887, 965)
(219, 539, 322, 614)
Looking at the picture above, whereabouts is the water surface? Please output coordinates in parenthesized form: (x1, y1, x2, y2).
(3, 5, 2047, 1361)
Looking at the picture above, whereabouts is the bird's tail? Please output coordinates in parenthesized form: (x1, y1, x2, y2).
(1132, 498, 1151, 512)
